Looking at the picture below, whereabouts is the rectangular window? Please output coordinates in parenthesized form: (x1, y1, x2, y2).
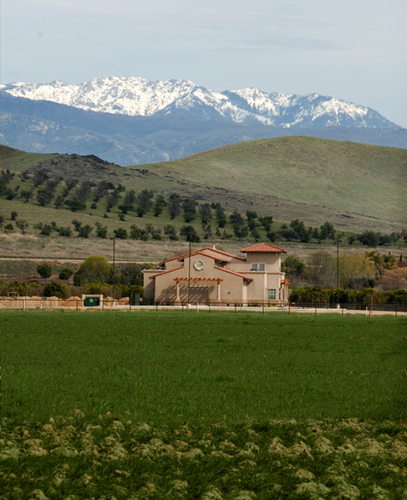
(251, 262, 266, 271)
(268, 289, 276, 300)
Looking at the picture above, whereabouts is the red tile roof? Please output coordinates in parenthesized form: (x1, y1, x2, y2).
(201, 246, 245, 261)
(214, 266, 252, 281)
(240, 243, 287, 253)
(158, 249, 202, 265)
(198, 251, 229, 262)
(157, 246, 244, 265)
(150, 264, 251, 281)
(148, 266, 184, 279)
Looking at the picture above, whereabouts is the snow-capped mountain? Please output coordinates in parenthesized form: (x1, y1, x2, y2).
(0, 76, 398, 129)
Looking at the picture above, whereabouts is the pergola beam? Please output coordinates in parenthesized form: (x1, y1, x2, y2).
(174, 278, 223, 282)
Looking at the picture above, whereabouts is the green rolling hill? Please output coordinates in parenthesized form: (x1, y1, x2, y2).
(140, 137, 406, 225)
(1, 136, 406, 232)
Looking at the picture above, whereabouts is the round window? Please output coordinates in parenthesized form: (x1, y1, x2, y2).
(194, 260, 205, 271)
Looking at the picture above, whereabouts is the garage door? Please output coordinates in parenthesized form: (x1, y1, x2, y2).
(189, 287, 209, 304)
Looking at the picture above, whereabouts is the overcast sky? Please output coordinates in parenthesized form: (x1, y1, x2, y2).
(1, 0, 406, 127)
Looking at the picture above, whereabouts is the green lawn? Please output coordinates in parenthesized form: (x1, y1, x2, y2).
(1, 310, 406, 423)
(1, 311, 407, 499)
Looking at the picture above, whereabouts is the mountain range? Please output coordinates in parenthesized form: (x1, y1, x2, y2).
(1, 76, 400, 128)
(1, 77, 406, 165)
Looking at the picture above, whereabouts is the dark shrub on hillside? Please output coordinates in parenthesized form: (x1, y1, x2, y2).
(37, 263, 52, 279)
(114, 227, 128, 239)
(44, 282, 69, 299)
(40, 224, 52, 236)
(180, 225, 200, 243)
(59, 268, 74, 281)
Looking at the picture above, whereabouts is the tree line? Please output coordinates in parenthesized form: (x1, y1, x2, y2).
(3, 249, 406, 300)
(282, 250, 407, 292)
(3, 257, 146, 299)
(1, 168, 405, 245)
(289, 287, 407, 304)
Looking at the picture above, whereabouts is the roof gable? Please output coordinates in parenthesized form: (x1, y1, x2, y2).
(157, 246, 244, 265)
(240, 242, 287, 254)
(197, 251, 229, 262)
(201, 246, 245, 261)
(149, 265, 184, 279)
(213, 266, 252, 281)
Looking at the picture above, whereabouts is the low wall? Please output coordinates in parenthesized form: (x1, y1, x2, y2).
(0, 296, 130, 310)
(0, 297, 405, 316)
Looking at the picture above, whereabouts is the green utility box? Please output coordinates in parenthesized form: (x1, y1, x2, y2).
(84, 296, 100, 307)
(130, 294, 140, 306)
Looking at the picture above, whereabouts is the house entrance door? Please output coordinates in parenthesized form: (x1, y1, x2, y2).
(189, 287, 209, 305)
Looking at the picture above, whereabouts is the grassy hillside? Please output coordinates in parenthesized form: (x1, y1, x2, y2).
(0, 145, 123, 176)
(1, 193, 353, 265)
(141, 136, 407, 226)
(1, 136, 406, 233)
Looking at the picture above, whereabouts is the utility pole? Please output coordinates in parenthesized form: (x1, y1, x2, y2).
(336, 239, 341, 290)
(188, 241, 191, 305)
(111, 237, 116, 306)
(336, 239, 342, 309)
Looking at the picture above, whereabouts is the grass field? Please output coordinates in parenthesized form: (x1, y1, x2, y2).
(1, 310, 406, 423)
(1, 311, 407, 498)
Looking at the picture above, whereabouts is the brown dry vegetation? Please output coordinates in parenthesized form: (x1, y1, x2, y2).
(0, 232, 404, 270)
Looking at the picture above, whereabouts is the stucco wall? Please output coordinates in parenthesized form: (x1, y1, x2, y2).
(232, 253, 281, 272)
(152, 254, 247, 304)
(143, 248, 287, 304)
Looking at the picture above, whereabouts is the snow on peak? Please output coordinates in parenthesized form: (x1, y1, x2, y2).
(0, 76, 397, 128)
